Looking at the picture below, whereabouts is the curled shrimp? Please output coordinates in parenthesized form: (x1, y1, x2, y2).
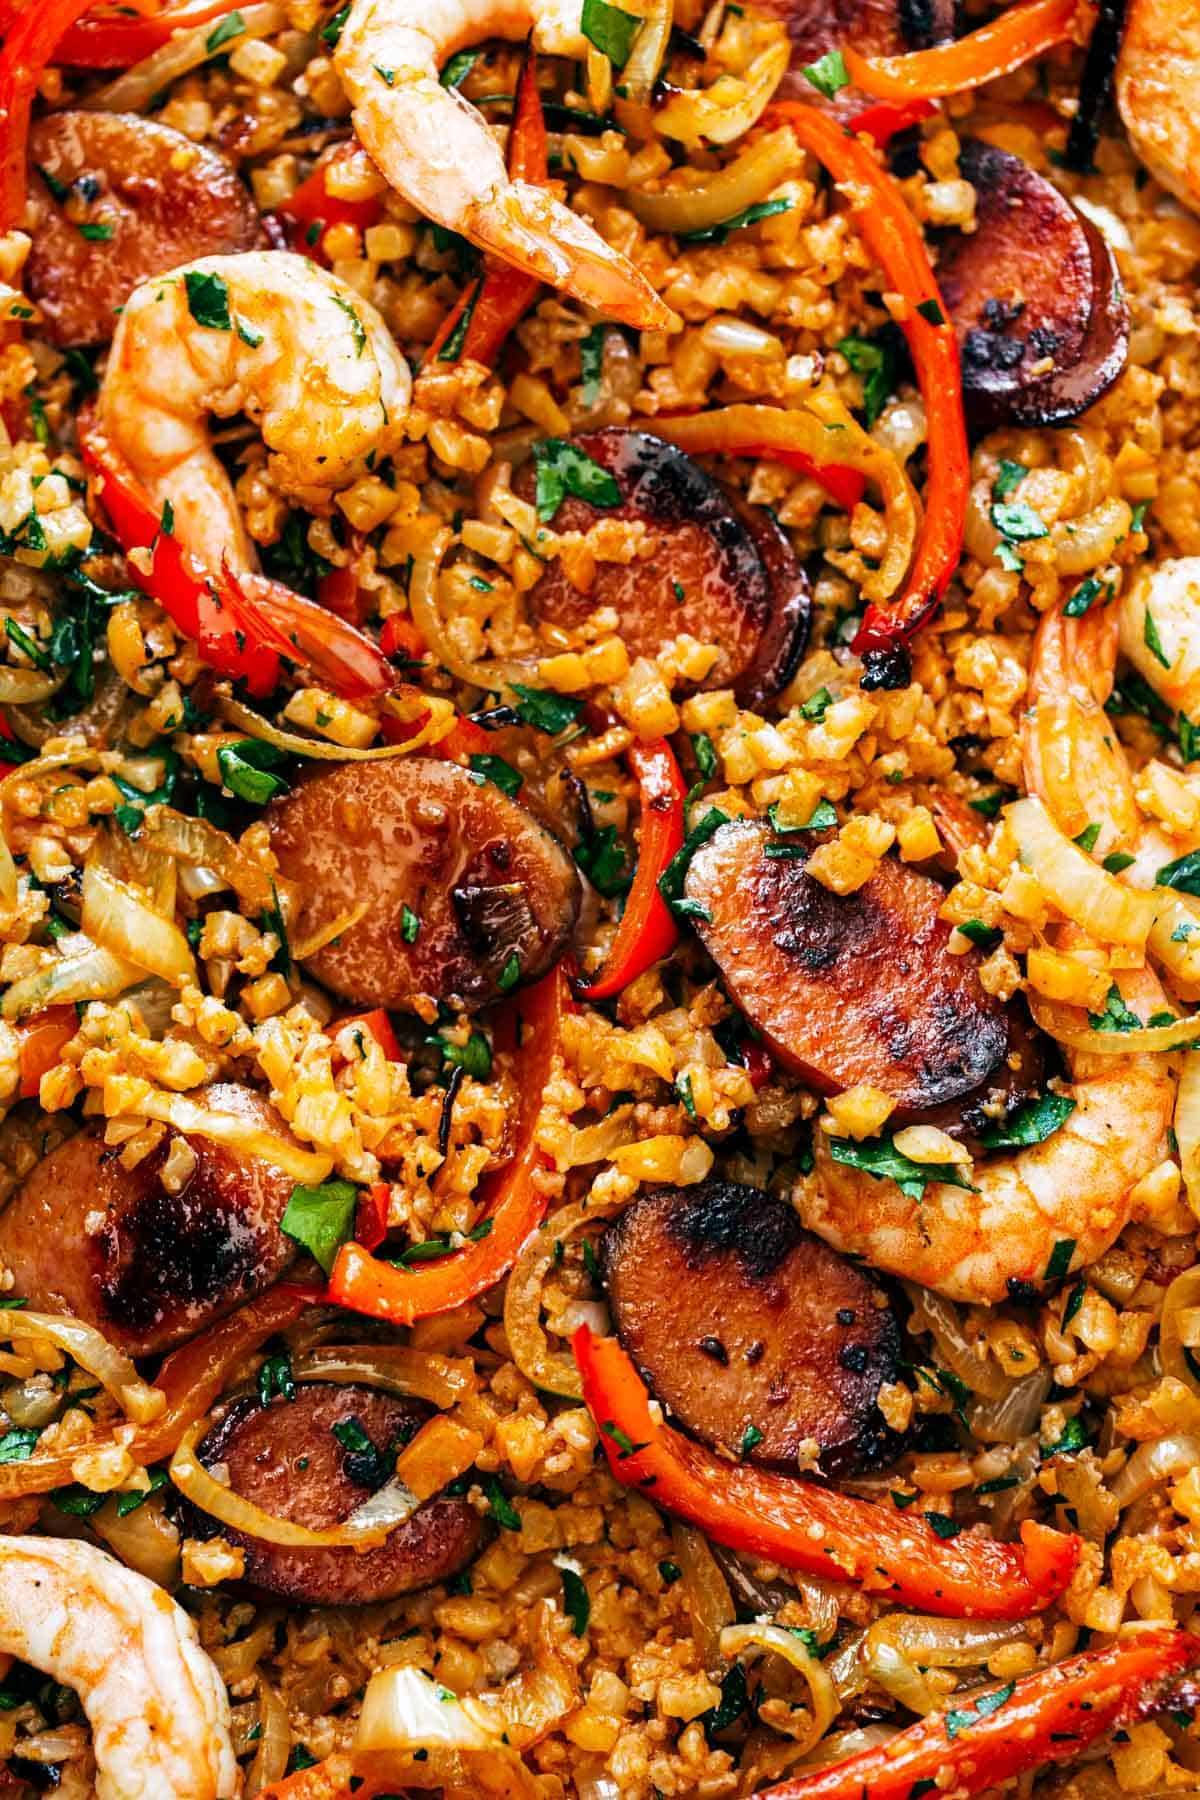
(1021, 599, 1141, 856)
(332, 0, 676, 329)
(1118, 555, 1200, 722)
(96, 250, 411, 572)
(0, 1536, 235, 1800)
(802, 966, 1173, 1302)
(1116, 0, 1200, 213)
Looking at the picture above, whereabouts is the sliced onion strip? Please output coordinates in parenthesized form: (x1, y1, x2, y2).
(355, 1667, 540, 1796)
(81, 860, 197, 988)
(131, 1090, 333, 1183)
(1029, 993, 1200, 1055)
(1007, 796, 1154, 948)
(1110, 1432, 1200, 1508)
(222, 693, 456, 758)
(673, 1523, 735, 1675)
(246, 1678, 291, 1797)
(408, 536, 532, 693)
(290, 1344, 476, 1410)
(719, 1623, 837, 1757)
(83, 0, 284, 110)
(627, 126, 798, 233)
(1160, 1267, 1200, 1395)
(504, 1198, 624, 1399)
(11, 1311, 165, 1423)
(1, 941, 145, 1022)
(0, 669, 66, 705)
(290, 901, 369, 962)
(141, 805, 276, 915)
(654, 36, 789, 145)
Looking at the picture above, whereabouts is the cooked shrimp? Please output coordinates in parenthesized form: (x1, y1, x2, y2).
(96, 250, 411, 571)
(1118, 556, 1200, 721)
(332, 0, 675, 329)
(1021, 598, 1141, 855)
(802, 966, 1173, 1302)
(1116, 0, 1200, 213)
(0, 1537, 235, 1800)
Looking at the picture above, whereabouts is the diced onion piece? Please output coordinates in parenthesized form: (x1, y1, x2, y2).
(246, 1678, 291, 1798)
(673, 1523, 735, 1676)
(640, 397, 915, 603)
(1110, 1431, 1200, 1508)
(1028, 993, 1200, 1055)
(862, 1615, 1028, 1717)
(655, 36, 789, 145)
(861, 1635, 941, 1716)
(0, 824, 16, 910)
(906, 1285, 1008, 1401)
(291, 1345, 476, 1410)
(1, 941, 145, 1022)
(13, 1311, 165, 1423)
(132, 1090, 334, 1183)
(0, 740, 99, 809)
(1160, 1266, 1200, 1396)
(0, 668, 66, 705)
(355, 1667, 541, 1796)
(82, 0, 284, 110)
(141, 805, 276, 915)
(504, 1199, 623, 1400)
(968, 1369, 1052, 1444)
(463, 1604, 579, 1751)
(628, 127, 797, 233)
(1175, 1052, 1200, 1224)
(222, 692, 457, 758)
(91, 1491, 180, 1589)
(719, 1622, 837, 1757)
(81, 861, 197, 988)
(1007, 796, 1154, 948)
(621, 0, 671, 104)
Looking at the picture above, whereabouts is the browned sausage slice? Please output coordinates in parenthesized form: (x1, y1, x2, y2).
(193, 1382, 481, 1604)
(937, 140, 1128, 431)
(24, 112, 260, 347)
(266, 758, 580, 1011)
(603, 1181, 900, 1474)
(684, 820, 1013, 1113)
(518, 430, 810, 708)
(0, 1083, 297, 1355)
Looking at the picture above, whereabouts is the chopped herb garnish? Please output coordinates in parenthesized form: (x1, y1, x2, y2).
(5, 616, 51, 671)
(320, 2, 349, 44)
(828, 1133, 974, 1202)
(991, 499, 1048, 541)
(0, 1428, 39, 1462)
(658, 807, 730, 914)
(1063, 574, 1107, 617)
(1044, 1237, 1077, 1282)
(1103, 850, 1136, 873)
(659, 1559, 682, 1584)
(1144, 606, 1172, 670)
(1087, 981, 1143, 1033)
(575, 823, 630, 897)
(511, 682, 584, 736)
(580, 0, 640, 66)
(532, 437, 621, 522)
(1073, 821, 1102, 853)
(216, 738, 289, 806)
(280, 1179, 359, 1274)
(836, 334, 898, 428)
(978, 1092, 1075, 1151)
(560, 1565, 590, 1635)
(957, 918, 1002, 952)
(924, 1511, 960, 1539)
(740, 1423, 764, 1456)
(991, 459, 1027, 499)
(401, 904, 420, 944)
(77, 221, 114, 241)
(579, 323, 606, 406)
(439, 48, 478, 86)
(183, 268, 231, 331)
(601, 1420, 648, 1459)
(679, 196, 793, 245)
(915, 298, 945, 325)
(258, 1350, 296, 1406)
(485, 1476, 521, 1529)
(468, 751, 522, 797)
(800, 47, 849, 98)
(799, 685, 834, 721)
(944, 1682, 1016, 1739)
(206, 10, 245, 49)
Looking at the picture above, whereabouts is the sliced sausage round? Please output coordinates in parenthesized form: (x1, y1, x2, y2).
(937, 139, 1128, 431)
(517, 430, 810, 708)
(192, 1382, 481, 1605)
(603, 1180, 900, 1474)
(24, 112, 260, 347)
(684, 820, 1015, 1114)
(266, 758, 580, 1011)
(761, 0, 955, 112)
(0, 1083, 298, 1356)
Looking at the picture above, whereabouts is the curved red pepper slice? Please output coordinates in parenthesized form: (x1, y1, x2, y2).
(767, 103, 970, 681)
(755, 1630, 1200, 1799)
(327, 965, 568, 1324)
(578, 738, 684, 1001)
(428, 49, 547, 367)
(53, 0, 242, 65)
(574, 1326, 1079, 1620)
(0, 0, 96, 231)
(842, 0, 1079, 103)
(271, 143, 383, 266)
(847, 97, 937, 145)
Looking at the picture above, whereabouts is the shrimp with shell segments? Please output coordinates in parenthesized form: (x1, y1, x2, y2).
(800, 599, 1175, 1303)
(0, 1537, 236, 1800)
(332, 0, 676, 330)
(96, 250, 411, 573)
(1117, 0, 1200, 214)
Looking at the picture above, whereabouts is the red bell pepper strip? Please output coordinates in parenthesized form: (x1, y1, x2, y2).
(427, 49, 548, 367)
(742, 1040, 773, 1090)
(378, 613, 428, 667)
(847, 96, 936, 145)
(271, 143, 384, 267)
(574, 1326, 1079, 1619)
(0, 0, 95, 231)
(768, 102, 970, 679)
(328, 964, 568, 1324)
(16, 1006, 76, 1099)
(843, 0, 1080, 101)
(578, 738, 684, 1001)
(753, 1630, 1200, 1800)
(53, 0, 243, 65)
(355, 1182, 390, 1252)
(335, 1008, 402, 1062)
(646, 409, 867, 516)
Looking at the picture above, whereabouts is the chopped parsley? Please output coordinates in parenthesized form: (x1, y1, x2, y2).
(1144, 607, 1172, 670)
(828, 1133, 975, 1202)
(915, 298, 945, 325)
(400, 904, 421, 944)
(991, 499, 1048, 542)
(485, 1476, 521, 1529)
(580, 0, 640, 66)
(559, 1564, 590, 1636)
(205, 10, 245, 49)
(944, 1682, 1016, 1740)
(216, 738, 289, 805)
(957, 918, 1002, 952)
(532, 437, 622, 522)
(279, 1179, 359, 1274)
(511, 682, 584, 735)
(800, 48, 848, 97)
(468, 751, 522, 797)
(439, 48, 478, 86)
(836, 334, 898, 428)
(991, 459, 1027, 499)
(679, 196, 793, 245)
(977, 1092, 1075, 1151)
(1044, 1237, 1077, 1282)
(183, 268, 232, 331)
